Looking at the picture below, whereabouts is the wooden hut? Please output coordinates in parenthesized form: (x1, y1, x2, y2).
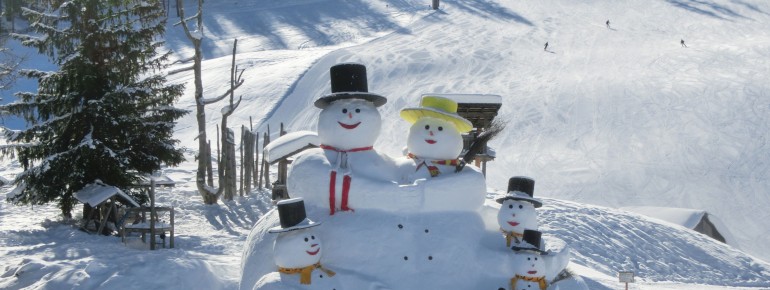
(622, 206, 734, 245)
(74, 182, 140, 235)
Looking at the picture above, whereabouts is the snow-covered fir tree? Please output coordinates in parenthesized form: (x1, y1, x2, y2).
(0, 0, 187, 218)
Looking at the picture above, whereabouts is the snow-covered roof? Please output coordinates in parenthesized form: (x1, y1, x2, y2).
(264, 131, 320, 163)
(138, 174, 176, 187)
(622, 206, 705, 229)
(74, 182, 140, 207)
(424, 93, 502, 104)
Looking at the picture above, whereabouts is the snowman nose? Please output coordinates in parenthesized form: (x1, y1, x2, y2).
(348, 112, 352, 118)
(429, 131, 434, 136)
(512, 214, 516, 217)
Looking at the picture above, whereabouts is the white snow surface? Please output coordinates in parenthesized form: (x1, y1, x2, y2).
(2, 0, 770, 289)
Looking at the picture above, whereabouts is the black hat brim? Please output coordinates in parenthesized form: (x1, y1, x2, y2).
(495, 196, 543, 208)
(511, 245, 549, 255)
(314, 92, 387, 108)
(268, 219, 321, 234)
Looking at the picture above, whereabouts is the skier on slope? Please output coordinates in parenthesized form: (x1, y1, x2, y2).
(681, 39, 687, 48)
(544, 42, 549, 51)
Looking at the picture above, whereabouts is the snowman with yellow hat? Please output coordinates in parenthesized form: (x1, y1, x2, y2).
(396, 95, 487, 212)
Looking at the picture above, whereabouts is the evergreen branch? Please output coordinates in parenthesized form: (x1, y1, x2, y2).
(456, 118, 507, 172)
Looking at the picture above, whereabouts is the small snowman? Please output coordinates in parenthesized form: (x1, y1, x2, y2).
(288, 63, 415, 214)
(396, 96, 486, 212)
(496, 176, 542, 247)
(269, 198, 335, 285)
(510, 230, 550, 290)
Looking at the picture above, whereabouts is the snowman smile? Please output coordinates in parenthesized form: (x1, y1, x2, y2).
(507, 221, 520, 226)
(528, 270, 537, 275)
(424, 139, 437, 144)
(306, 246, 320, 256)
(338, 121, 361, 129)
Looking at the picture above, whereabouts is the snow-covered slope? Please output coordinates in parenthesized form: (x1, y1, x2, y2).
(176, 0, 770, 262)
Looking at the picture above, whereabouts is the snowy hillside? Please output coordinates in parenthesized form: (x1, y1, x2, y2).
(2, 0, 770, 289)
(162, 0, 770, 262)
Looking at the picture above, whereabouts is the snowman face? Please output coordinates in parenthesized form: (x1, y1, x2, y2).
(513, 251, 546, 278)
(407, 117, 463, 160)
(273, 229, 323, 268)
(497, 199, 538, 234)
(318, 99, 381, 150)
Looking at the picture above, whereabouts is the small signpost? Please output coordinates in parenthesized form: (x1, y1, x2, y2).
(618, 271, 635, 290)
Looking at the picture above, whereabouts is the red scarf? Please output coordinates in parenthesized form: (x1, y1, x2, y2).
(320, 144, 373, 215)
(407, 153, 459, 177)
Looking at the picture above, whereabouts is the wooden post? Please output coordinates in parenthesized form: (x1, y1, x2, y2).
(169, 207, 175, 248)
(432, 0, 439, 10)
(206, 140, 214, 187)
(263, 129, 271, 189)
(254, 129, 260, 188)
(240, 126, 245, 197)
(150, 179, 156, 250)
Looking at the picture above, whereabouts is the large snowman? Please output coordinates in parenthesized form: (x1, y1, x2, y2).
(497, 176, 542, 247)
(395, 95, 486, 212)
(287, 63, 422, 215)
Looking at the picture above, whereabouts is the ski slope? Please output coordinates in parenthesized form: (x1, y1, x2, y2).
(167, 0, 770, 262)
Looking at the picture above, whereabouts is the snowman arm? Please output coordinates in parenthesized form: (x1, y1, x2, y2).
(350, 177, 425, 211)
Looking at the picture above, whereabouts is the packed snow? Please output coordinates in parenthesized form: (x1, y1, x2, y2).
(2, 0, 770, 289)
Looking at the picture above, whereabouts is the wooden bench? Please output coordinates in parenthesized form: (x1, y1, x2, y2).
(121, 206, 175, 249)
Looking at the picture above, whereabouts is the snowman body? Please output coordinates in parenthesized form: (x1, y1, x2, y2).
(395, 117, 486, 212)
(288, 99, 421, 212)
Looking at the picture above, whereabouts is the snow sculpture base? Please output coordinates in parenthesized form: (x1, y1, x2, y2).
(241, 201, 588, 290)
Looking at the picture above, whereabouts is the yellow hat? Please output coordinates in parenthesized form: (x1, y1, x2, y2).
(400, 96, 473, 133)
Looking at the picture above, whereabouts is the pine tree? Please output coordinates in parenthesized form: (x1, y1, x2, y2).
(0, 0, 186, 218)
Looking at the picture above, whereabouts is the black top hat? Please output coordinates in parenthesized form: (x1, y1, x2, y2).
(495, 176, 542, 208)
(268, 198, 321, 234)
(314, 63, 387, 108)
(511, 229, 548, 255)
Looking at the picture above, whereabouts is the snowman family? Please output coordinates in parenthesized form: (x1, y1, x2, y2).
(250, 63, 572, 290)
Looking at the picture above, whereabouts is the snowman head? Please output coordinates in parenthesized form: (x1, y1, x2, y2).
(407, 117, 463, 160)
(318, 99, 382, 149)
(273, 228, 323, 268)
(400, 96, 472, 160)
(513, 251, 546, 278)
(497, 199, 538, 233)
(511, 229, 548, 278)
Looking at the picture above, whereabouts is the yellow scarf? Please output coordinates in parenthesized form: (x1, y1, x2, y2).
(511, 274, 547, 290)
(501, 228, 524, 247)
(407, 153, 459, 177)
(278, 262, 336, 285)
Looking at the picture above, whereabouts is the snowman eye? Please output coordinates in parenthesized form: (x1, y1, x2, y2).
(519, 205, 523, 209)
(304, 237, 309, 242)
(311, 236, 315, 240)
(527, 257, 531, 261)
(355, 108, 360, 113)
(424, 125, 430, 130)
(438, 126, 443, 131)
(535, 257, 538, 261)
(508, 204, 513, 209)
(342, 108, 348, 114)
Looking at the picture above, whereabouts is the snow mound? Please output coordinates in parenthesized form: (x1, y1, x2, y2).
(539, 199, 770, 287)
